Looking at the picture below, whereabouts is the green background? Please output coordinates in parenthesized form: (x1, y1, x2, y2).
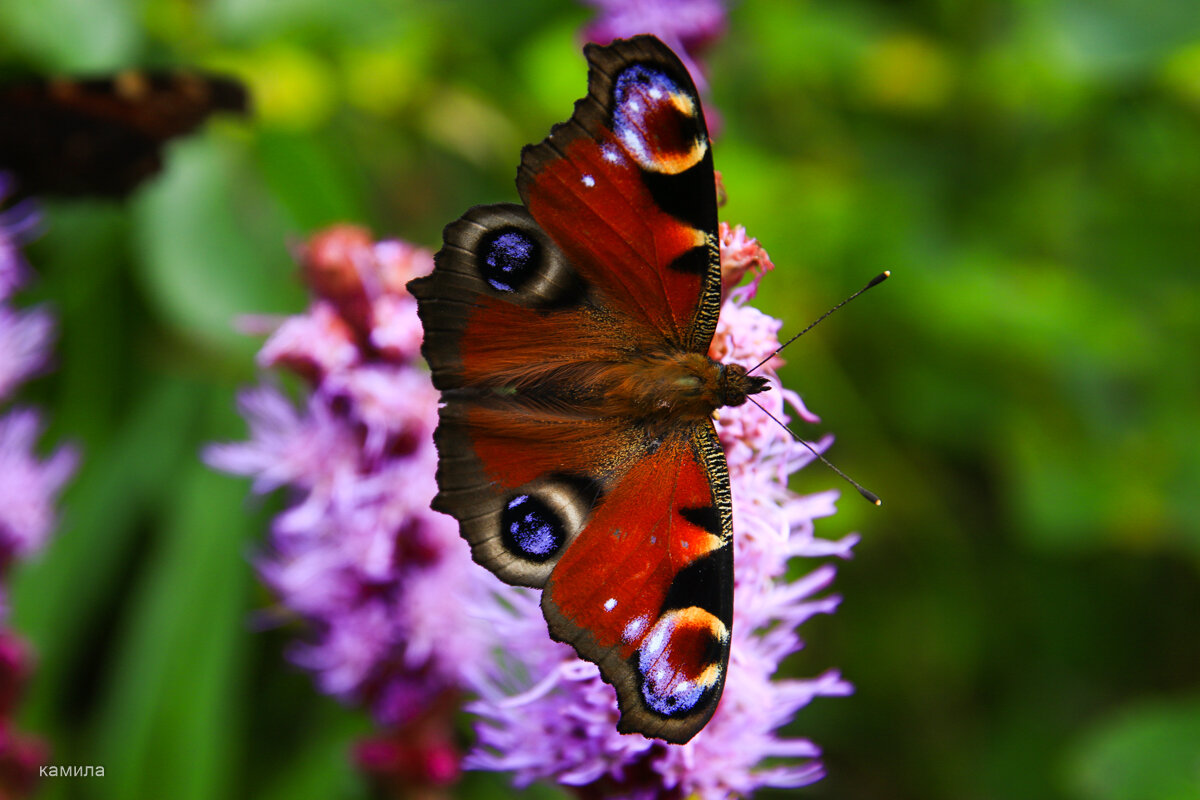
(2, 0, 1199, 798)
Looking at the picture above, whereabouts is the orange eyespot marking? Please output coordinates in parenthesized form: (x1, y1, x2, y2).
(613, 64, 707, 175)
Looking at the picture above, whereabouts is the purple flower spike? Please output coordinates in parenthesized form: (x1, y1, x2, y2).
(0, 178, 53, 402)
(583, 0, 727, 93)
(0, 410, 78, 567)
(0, 182, 77, 571)
(0, 308, 54, 403)
(0, 172, 74, 793)
(208, 225, 496, 791)
(0, 175, 41, 302)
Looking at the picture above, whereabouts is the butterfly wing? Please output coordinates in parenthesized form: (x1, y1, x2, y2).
(542, 422, 733, 743)
(409, 35, 731, 743)
(518, 35, 722, 353)
(0, 71, 248, 198)
(412, 201, 636, 588)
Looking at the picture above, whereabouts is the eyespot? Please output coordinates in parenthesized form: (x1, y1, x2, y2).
(612, 64, 707, 175)
(634, 608, 727, 718)
(440, 204, 585, 308)
(501, 493, 566, 562)
(479, 228, 540, 293)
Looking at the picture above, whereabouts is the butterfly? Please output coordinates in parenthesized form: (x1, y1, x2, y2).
(0, 70, 247, 199)
(408, 35, 767, 744)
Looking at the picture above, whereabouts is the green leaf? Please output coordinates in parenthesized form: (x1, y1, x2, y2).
(83, 391, 257, 800)
(0, 0, 138, 69)
(254, 131, 370, 230)
(12, 376, 208, 726)
(1065, 696, 1200, 800)
(131, 135, 302, 353)
(255, 708, 371, 800)
(1050, 0, 1200, 78)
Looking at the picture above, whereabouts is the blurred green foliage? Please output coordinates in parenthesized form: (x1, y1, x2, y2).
(1, 0, 1198, 798)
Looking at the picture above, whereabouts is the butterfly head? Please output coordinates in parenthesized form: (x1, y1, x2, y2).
(718, 363, 769, 409)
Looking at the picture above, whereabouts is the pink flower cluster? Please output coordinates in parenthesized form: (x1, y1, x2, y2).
(582, 0, 727, 94)
(0, 175, 77, 797)
(205, 226, 484, 788)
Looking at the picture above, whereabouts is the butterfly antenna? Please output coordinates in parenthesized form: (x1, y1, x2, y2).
(747, 395, 881, 506)
(747, 271, 890, 375)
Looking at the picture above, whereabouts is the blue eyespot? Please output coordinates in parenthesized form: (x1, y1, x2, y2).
(611, 63, 706, 176)
(634, 610, 723, 718)
(641, 673, 706, 717)
(480, 229, 538, 292)
(501, 494, 565, 562)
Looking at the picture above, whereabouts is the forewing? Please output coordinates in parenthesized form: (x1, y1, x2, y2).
(409, 203, 634, 394)
(517, 35, 723, 352)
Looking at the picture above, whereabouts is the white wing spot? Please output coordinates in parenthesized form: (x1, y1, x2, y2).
(646, 624, 669, 655)
(623, 615, 649, 643)
(604, 597, 617, 612)
(620, 128, 648, 162)
(581, 174, 595, 188)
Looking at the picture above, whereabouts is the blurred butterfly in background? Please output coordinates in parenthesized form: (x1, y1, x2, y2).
(0, 70, 248, 200)
(409, 35, 763, 744)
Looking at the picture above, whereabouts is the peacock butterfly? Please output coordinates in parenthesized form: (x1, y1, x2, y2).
(408, 35, 765, 744)
(0, 70, 248, 199)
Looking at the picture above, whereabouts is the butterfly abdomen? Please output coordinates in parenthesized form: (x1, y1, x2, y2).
(457, 350, 768, 426)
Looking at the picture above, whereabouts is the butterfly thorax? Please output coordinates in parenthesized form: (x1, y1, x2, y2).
(595, 351, 769, 422)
